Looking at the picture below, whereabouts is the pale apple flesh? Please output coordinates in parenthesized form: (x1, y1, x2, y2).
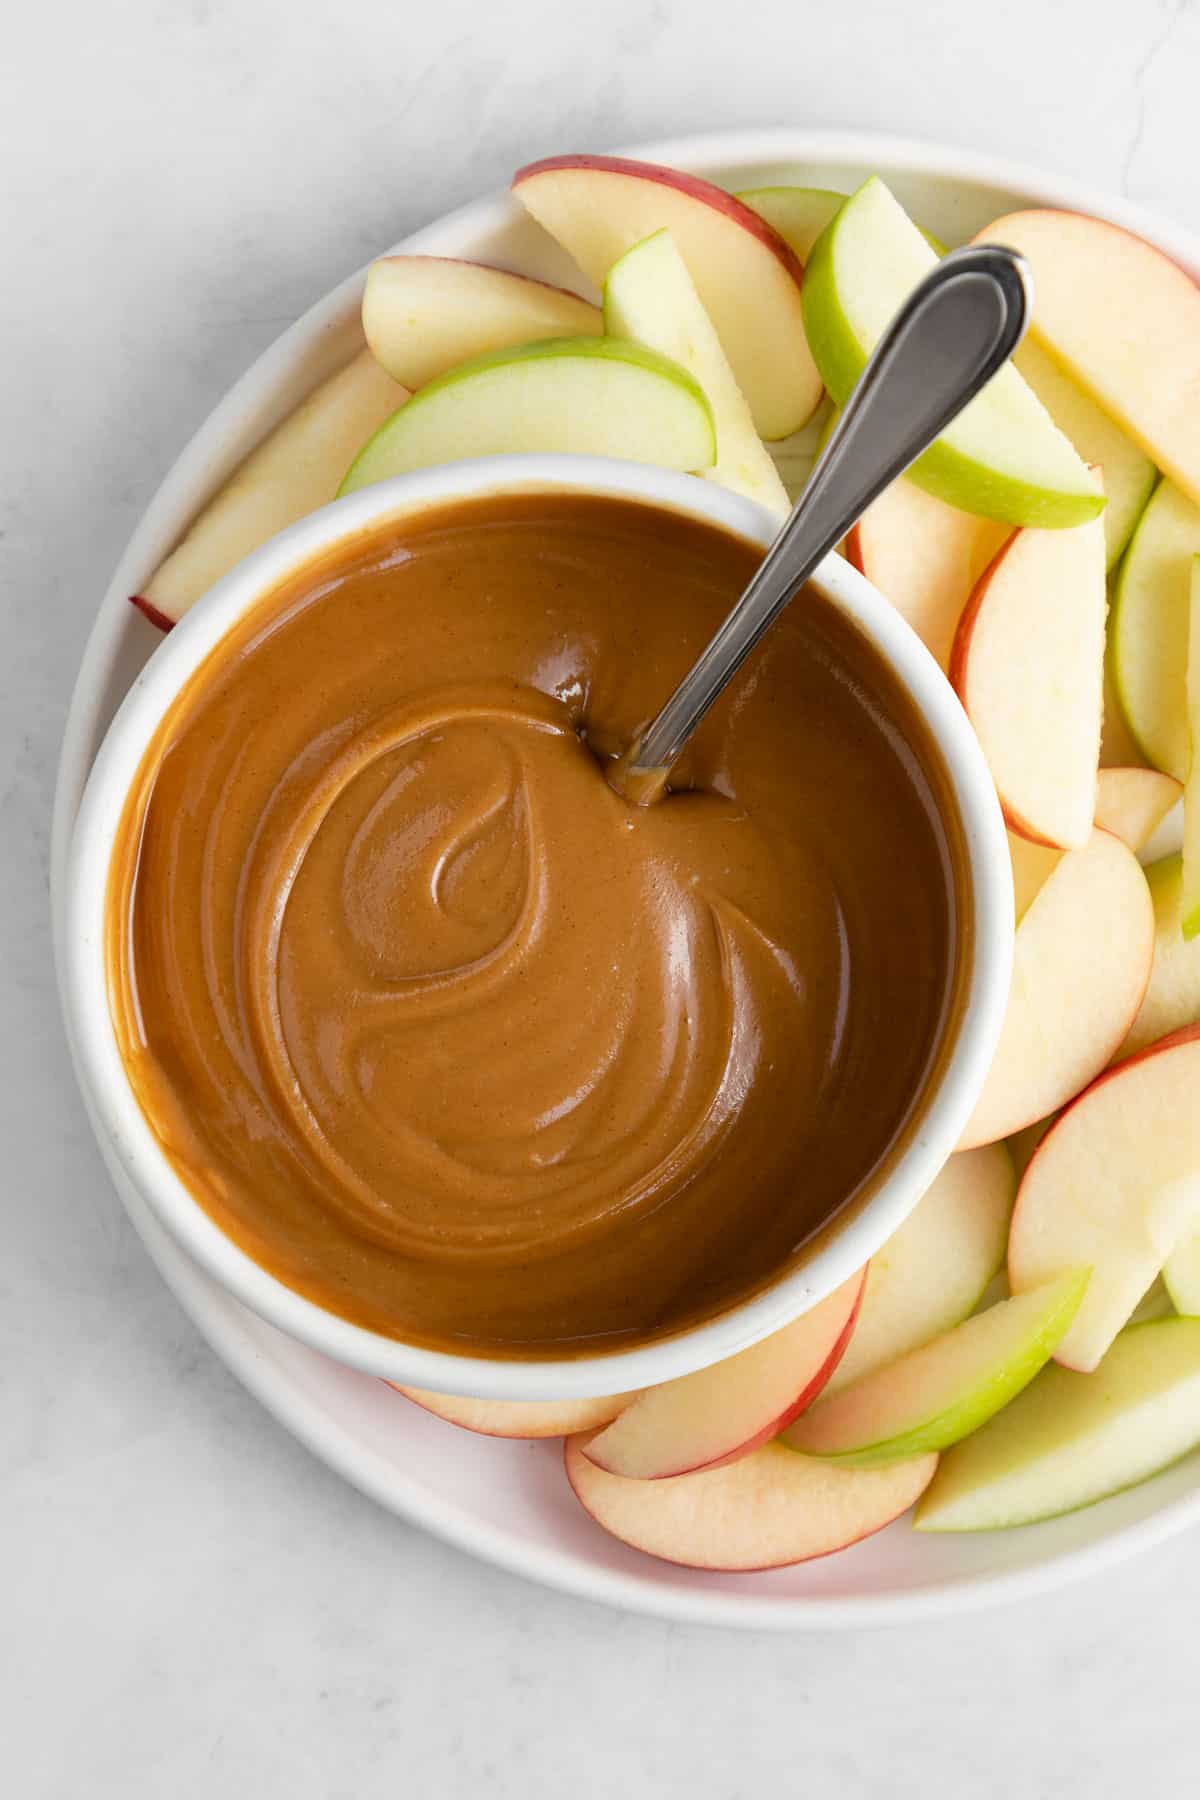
(133, 350, 408, 627)
(1120, 854, 1200, 1058)
(362, 256, 602, 390)
(1110, 478, 1200, 782)
(565, 1437, 937, 1571)
(581, 1272, 864, 1481)
(950, 499, 1107, 850)
(1182, 556, 1200, 938)
(392, 1385, 631, 1439)
(783, 1272, 1088, 1467)
(1009, 1026, 1200, 1371)
(735, 186, 846, 261)
(512, 153, 822, 439)
(916, 1319, 1200, 1531)
(338, 335, 716, 494)
(1094, 766, 1184, 862)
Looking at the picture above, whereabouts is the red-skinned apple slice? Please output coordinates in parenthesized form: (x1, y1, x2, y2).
(950, 495, 1107, 849)
(362, 256, 601, 389)
(564, 1437, 936, 1571)
(392, 1386, 631, 1439)
(512, 154, 821, 438)
(1009, 1025, 1200, 1371)
(975, 209, 1200, 507)
(846, 478, 1009, 669)
(958, 828, 1153, 1149)
(581, 1271, 864, 1481)
(1095, 766, 1184, 862)
(1121, 853, 1200, 1057)
(132, 350, 408, 628)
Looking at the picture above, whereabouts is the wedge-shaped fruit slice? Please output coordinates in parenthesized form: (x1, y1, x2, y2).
(362, 256, 601, 389)
(1183, 557, 1200, 937)
(976, 209, 1200, 507)
(783, 1272, 1087, 1468)
(603, 229, 789, 516)
(1122, 854, 1200, 1057)
(392, 1386, 630, 1439)
(581, 1272, 864, 1481)
(823, 1146, 1013, 1397)
(916, 1319, 1200, 1530)
(1013, 339, 1155, 570)
(736, 186, 846, 261)
(802, 178, 1102, 527)
(512, 154, 821, 438)
(1164, 1238, 1200, 1315)
(958, 828, 1153, 1148)
(846, 478, 1009, 669)
(1094, 766, 1184, 862)
(133, 350, 408, 628)
(1009, 1026, 1200, 1371)
(1110, 479, 1200, 780)
(338, 336, 715, 494)
(951, 501, 1107, 849)
(564, 1437, 936, 1570)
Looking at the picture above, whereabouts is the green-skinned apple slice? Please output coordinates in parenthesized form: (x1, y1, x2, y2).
(603, 229, 788, 516)
(338, 336, 716, 494)
(846, 478, 1009, 669)
(580, 1272, 864, 1481)
(1009, 1026, 1200, 1371)
(132, 350, 408, 628)
(735, 186, 846, 260)
(951, 499, 1107, 849)
(1094, 767, 1184, 863)
(362, 257, 601, 389)
(1110, 479, 1200, 780)
(512, 154, 821, 439)
(783, 1272, 1088, 1468)
(1122, 854, 1200, 1057)
(1183, 558, 1200, 937)
(1013, 339, 1155, 570)
(958, 828, 1153, 1149)
(823, 1146, 1013, 1398)
(391, 1386, 631, 1439)
(975, 209, 1200, 507)
(916, 1319, 1200, 1531)
(565, 1437, 936, 1570)
(801, 177, 1102, 528)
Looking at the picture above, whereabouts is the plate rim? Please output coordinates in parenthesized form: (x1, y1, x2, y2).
(50, 124, 1200, 1629)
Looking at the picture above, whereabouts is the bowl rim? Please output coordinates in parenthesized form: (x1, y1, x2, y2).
(62, 452, 1012, 1400)
(49, 124, 1200, 1625)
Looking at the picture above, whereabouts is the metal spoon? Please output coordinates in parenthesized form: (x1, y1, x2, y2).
(609, 243, 1033, 804)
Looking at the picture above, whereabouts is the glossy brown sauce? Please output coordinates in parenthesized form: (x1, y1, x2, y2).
(108, 492, 967, 1358)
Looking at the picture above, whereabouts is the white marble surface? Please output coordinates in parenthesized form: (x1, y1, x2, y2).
(5, 0, 1200, 1791)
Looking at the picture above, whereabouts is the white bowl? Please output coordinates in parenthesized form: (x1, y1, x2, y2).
(51, 128, 1200, 1625)
(62, 453, 1011, 1401)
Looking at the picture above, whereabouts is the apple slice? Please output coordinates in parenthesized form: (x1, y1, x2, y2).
(1007, 831, 1063, 922)
(802, 177, 1102, 527)
(132, 351, 408, 628)
(975, 209, 1200, 507)
(767, 396, 835, 505)
(362, 256, 601, 389)
(603, 229, 789, 516)
(1009, 1025, 1200, 1371)
(512, 154, 821, 438)
(736, 186, 846, 261)
(1121, 854, 1200, 1057)
(958, 828, 1153, 1148)
(1164, 1238, 1200, 1315)
(783, 1272, 1087, 1467)
(1094, 766, 1184, 862)
(1183, 557, 1200, 937)
(1013, 339, 1155, 570)
(564, 1437, 936, 1570)
(846, 478, 1010, 669)
(823, 1146, 1013, 1397)
(392, 1385, 630, 1439)
(916, 1319, 1200, 1531)
(338, 336, 715, 494)
(951, 499, 1107, 849)
(580, 1272, 864, 1481)
(1110, 480, 1200, 781)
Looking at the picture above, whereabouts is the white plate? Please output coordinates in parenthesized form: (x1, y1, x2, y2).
(51, 128, 1200, 1629)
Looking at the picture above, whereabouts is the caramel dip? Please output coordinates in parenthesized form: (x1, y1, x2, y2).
(108, 492, 965, 1358)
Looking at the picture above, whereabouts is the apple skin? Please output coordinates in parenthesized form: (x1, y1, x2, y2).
(1121, 853, 1200, 1057)
(391, 1385, 631, 1440)
(129, 593, 175, 633)
(1109, 478, 1200, 782)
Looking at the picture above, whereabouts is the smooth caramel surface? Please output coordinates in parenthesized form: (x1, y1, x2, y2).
(108, 492, 964, 1358)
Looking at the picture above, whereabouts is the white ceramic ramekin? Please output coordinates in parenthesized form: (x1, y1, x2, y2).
(62, 453, 1013, 1400)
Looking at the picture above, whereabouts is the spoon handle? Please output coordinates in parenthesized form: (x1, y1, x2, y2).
(617, 243, 1033, 799)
